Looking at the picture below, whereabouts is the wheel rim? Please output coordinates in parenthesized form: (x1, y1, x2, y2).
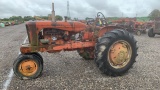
(108, 40, 132, 69)
(137, 31, 141, 36)
(19, 59, 38, 76)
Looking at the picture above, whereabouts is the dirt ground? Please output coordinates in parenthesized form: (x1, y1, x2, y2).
(0, 24, 160, 90)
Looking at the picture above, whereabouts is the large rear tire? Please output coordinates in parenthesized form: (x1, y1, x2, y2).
(148, 28, 155, 37)
(95, 29, 138, 76)
(13, 54, 43, 79)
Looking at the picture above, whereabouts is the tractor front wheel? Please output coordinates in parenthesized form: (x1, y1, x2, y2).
(26, 52, 43, 66)
(136, 30, 141, 36)
(148, 28, 155, 37)
(13, 54, 43, 79)
(95, 29, 138, 76)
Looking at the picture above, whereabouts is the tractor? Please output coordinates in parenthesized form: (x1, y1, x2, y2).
(148, 18, 160, 37)
(110, 18, 147, 36)
(13, 12, 138, 79)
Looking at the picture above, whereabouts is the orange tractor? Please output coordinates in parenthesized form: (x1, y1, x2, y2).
(111, 18, 147, 35)
(13, 12, 138, 79)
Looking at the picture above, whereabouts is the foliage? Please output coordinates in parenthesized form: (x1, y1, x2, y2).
(66, 16, 71, 20)
(1, 16, 49, 21)
(55, 15, 63, 21)
(40, 16, 48, 20)
(1, 18, 9, 21)
(85, 17, 89, 20)
(24, 16, 34, 21)
(74, 18, 78, 21)
(148, 9, 160, 20)
(9, 16, 23, 21)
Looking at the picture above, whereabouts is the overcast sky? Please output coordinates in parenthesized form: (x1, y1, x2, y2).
(0, 0, 159, 19)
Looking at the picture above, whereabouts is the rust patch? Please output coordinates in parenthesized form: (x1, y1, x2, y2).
(26, 22, 37, 46)
(69, 22, 74, 27)
(52, 22, 57, 26)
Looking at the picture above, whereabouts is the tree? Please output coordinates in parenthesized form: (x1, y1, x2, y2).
(149, 9, 160, 20)
(24, 16, 34, 21)
(55, 15, 63, 21)
(18, 16, 23, 20)
(85, 17, 89, 20)
(2, 18, 9, 21)
(9, 16, 23, 21)
(74, 18, 78, 21)
(40, 16, 48, 20)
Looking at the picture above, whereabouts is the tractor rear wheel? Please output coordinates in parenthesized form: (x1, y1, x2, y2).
(148, 28, 155, 37)
(95, 29, 138, 76)
(13, 54, 43, 79)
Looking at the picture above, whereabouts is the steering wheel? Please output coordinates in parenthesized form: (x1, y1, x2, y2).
(96, 12, 107, 26)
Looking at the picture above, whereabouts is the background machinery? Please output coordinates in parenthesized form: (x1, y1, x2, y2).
(148, 17, 160, 37)
(110, 18, 147, 36)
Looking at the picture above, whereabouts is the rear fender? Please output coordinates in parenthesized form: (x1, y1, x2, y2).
(98, 26, 123, 37)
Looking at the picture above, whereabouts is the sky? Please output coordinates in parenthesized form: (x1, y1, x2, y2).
(0, 0, 159, 19)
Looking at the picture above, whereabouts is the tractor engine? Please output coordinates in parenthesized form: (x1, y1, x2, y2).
(39, 28, 70, 45)
(38, 27, 96, 45)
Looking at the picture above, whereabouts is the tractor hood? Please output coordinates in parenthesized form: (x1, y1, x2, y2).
(25, 20, 87, 46)
(26, 21, 87, 32)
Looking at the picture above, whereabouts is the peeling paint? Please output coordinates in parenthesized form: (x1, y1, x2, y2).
(97, 45, 106, 60)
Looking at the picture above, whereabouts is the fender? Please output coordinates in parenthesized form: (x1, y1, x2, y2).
(98, 25, 124, 37)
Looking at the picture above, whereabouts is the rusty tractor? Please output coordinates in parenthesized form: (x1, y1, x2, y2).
(13, 12, 138, 79)
(148, 18, 160, 37)
(111, 18, 147, 36)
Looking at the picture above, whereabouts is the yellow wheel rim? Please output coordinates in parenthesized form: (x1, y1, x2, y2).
(19, 59, 38, 76)
(108, 40, 132, 69)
